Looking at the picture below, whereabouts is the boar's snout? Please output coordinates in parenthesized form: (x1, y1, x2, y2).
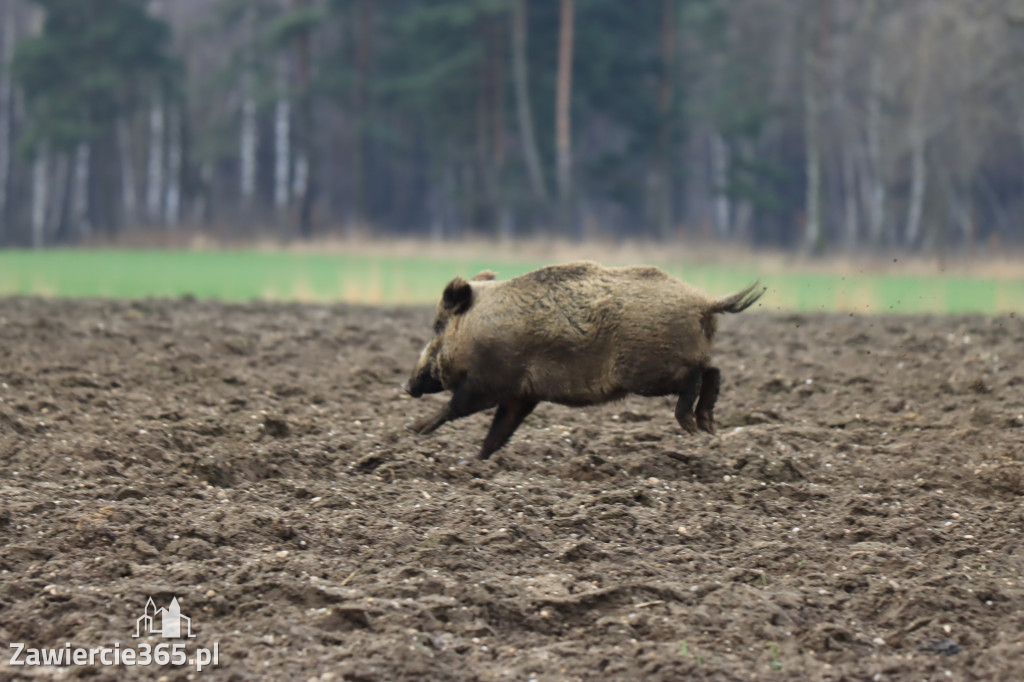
(404, 371, 444, 398)
(407, 335, 447, 398)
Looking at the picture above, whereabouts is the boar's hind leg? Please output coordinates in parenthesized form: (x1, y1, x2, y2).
(695, 367, 721, 434)
(674, 367, 703, 434)
(479, 399, 539, 460)
(411, 385, 497, 435)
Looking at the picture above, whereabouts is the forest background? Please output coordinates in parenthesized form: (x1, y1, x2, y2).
(1, 0, 1023, 258)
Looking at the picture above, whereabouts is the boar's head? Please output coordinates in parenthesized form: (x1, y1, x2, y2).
(404, 276, 473, 398)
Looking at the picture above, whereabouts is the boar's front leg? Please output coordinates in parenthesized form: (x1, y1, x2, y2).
(695, 367, 721, 434)
(479, 399, 539, 460)
(411, 407, 455, 435)
(674, 367, 703, 434)
(411, 384, 497, 435)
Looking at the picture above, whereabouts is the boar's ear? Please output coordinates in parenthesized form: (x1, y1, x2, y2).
(441, 276, 473, 314)
(471, 270, 496, 282)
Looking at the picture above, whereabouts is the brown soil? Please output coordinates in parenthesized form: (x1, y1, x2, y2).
(1, 298, 1022, 681)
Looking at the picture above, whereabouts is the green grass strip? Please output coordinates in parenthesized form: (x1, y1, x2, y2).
(1, 249, 1021, 314)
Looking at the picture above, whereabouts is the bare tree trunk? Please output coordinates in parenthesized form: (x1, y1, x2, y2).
(164, 105, 181, 227)
(841, 140, 859, 248)
(653, 0, 676, 238)
(855, 132, 875, 244)
(474, 20, 492, 233)
(948, 180, 973, 254)
(293, 0, 314, 239)
(903, 9, 937, 251)
(802, 0, 828, 255)
(930, 164, 950, 266)
(490, 17, 506, 173)
(511, 0, 547, 205)
(351, 0, 373, 231)
(492, 34, 510, 237)
(71, 142, 91, 239)
(803, 54, 822, 253)
(32, 145, 48, 249)
(710, 130, 730, 238)
(1018, 117, 1024, 220)
(832, 47, 858, 248)
(293, 150, 308, 197)
(473, 14, 507, 236)
(274, 96, 290, 213)
(837, 0, 878, 250)
(47, 152, 69, 242)
(240, 76, 257, 213)
(274, 57, 290, 218)
(0, 10, 11, 241)
(147, 96, 164, 224)
(475, 60, 489, 233)
(117, 118, 138, 227)
(196, 161, 213, 224)
(54, 150, 77, 243)
(0, 6, 13, 242)
(865, 59, 885, 245)
(555, 0, 575, 236)
(904, 125, 927, 247)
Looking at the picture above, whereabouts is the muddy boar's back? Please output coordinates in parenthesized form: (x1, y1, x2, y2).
(468, 265, 622, 347)
(502, 262, 711, 361)
(495, 263, 711, 341)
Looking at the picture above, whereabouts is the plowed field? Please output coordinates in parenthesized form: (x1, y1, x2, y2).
(1, 298, 1022, 680)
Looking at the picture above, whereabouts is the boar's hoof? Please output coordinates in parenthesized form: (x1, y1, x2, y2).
(410, 413, 445, 435)
(676, 412, 699, 435)
(410, 419, 433, 435)
(696, 412, 715, 435)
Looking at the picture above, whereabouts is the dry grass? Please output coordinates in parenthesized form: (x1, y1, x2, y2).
(80, 225, 1024, 280)
(205, 233, 1024, 281)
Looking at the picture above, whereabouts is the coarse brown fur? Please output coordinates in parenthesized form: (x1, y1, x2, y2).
(405, 262, 765, 459)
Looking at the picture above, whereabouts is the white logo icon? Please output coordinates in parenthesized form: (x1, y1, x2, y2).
(133, 597, 195, 639)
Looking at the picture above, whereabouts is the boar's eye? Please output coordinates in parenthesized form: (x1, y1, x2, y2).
(433, 318, 444, 334)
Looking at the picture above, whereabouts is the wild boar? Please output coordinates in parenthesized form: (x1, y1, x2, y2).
(404, 261, 764, 459)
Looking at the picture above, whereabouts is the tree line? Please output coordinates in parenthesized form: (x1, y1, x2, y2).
(0, 0, 1022, 253)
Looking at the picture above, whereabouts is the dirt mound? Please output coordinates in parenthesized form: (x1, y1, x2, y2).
(1, 298, 1022, 680)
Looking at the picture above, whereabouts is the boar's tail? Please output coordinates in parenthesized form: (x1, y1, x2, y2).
(710, 281, 765, 314)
